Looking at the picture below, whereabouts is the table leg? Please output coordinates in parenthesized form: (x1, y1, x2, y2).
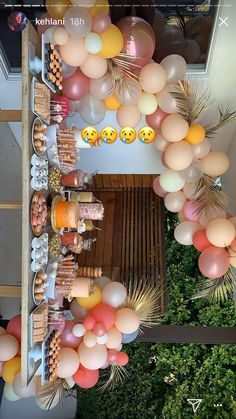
(0, 286, 21, 298)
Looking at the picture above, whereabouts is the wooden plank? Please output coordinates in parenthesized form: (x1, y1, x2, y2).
(129, 189, 134, 281)
(138, 188, 142, 279)
(21, 22, 39, 386)
(102, 175, 111, 189)
(135, 175, 143, 188)
(158, 198, 166, 314)
(103, 194, 115, 272)
(138, 325, 236, 345)
(0, 202, 22, 209)
(121, 190, 127, 283)
(0, 110, 22, 122)
(112, 192, 123, 281)
(110, 175, 119, 189)
(126, 175, 134, 188)
(125, 189, 131, 282)
(150, 190, 154, 281)
(142, 175, 151, 188)
(142, 189, 146, 278)
(146, 189, 151, 279)
(0, 285, 21, 297)
(134, 189, 138, 277)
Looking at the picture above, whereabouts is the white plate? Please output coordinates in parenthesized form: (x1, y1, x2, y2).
(31, 117, 47, 157)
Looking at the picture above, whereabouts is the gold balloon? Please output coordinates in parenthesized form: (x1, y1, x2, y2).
(46, 0, 70, 20)
(90, 0, 109, 17)
(2, 357, 21, 384)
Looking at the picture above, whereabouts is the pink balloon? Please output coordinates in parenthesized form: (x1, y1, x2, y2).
(198, 246, 229, 279)
(62, 69, 90, 100)
(153, 176, 167, 198)
(92, 12, 111, 33)
(183, 200, 200, 223)
(161, 152, 169, 168)
(116, 351, 129, 366)
(61, 320, 82, 349)
(73, 365, 99, 389)
(93, 323, 106, 337)
(70, 299, 88, 320)
(107, 349, 118, 363)
(7, 315, 21, 342)
(146, 107, 168, 130)
(83, 315, 96, 331)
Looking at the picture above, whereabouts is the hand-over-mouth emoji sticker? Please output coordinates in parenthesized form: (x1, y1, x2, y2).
(81, 127, 99, 144)
(119, 127, 136, 144)
(100, 127, 118, 144)
(138, 126, 155, 144)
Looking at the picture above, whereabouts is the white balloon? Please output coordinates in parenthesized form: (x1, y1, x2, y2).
(160, 54, 187, 83)
(137, 93, 158, 115)
(97, 334, 108, 345)
(159, 169, 185, 192)
(102, 282, 127, 307)
(85, 33, 102, 54)
(95, 276, 111, 290)
(4, 383, 20, 402)
(73, 323, 85, 337)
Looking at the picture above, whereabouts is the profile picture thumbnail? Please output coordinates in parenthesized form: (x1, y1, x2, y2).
(7, 11, 28, 32)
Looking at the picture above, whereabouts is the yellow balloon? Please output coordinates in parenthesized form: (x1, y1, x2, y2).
(99, 25, 124, 58)
(77, 285, 102, 309)
(185, 124, 206, 145)
(104, 94, 121, 111)
(46, 0, 70, 20)
(90, 0, 109, 17)
(2, 357, 21, 384)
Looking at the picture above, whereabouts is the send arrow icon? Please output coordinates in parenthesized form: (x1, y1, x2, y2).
(187, 399, 202, 413)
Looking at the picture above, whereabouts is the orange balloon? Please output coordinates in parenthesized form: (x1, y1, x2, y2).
(206, 218, 235, 248)
(46, 0, 70, 20)
(2, 357, 21, 384)
(104, 95, 121, 111)
(185, 124, 205, 145)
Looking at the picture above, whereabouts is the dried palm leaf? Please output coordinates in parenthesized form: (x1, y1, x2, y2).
(120, 276, 162, 332)
(191, 271, 234, 303)
(100, 363, 128, 392)
(205, 106, 236, 138)
(192, 175, 226, 217)
(170, 80, 213, 124)
(35, 378, 64, 410)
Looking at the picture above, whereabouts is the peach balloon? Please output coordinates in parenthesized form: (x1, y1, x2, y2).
(198, 151, 230, 177)
(164, 191, 187, 213)
(83, 331, 97, 348)
(53, 27, 69, 46)
(161, 114, 189, 142)
(115, 308, 140, 334)
(56, 348, 80, 378)
(165, 140, 193, 171)
(154, 135, 169, 151)
(106, 327, 122, 349)
(117, 105, 142, 127)
(174, 221, 201, 245)
(0, 335, 19, 362)
(81, 55, 108, 79)
(192, 139, 211, 159)
(78, 343, 107, 370)
(140, 63, 167, 94)
(157, 85, 178, 114)
(206, 218, 235, 248)
(60, 37, 89, 67)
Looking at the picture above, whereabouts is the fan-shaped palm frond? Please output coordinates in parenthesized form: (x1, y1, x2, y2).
(191, 271, 234, 303)
(205, 106, 236, 138)
(192, 175, 227, 216)
(100, 363, 128, 392)
(170, 80, 213, 124)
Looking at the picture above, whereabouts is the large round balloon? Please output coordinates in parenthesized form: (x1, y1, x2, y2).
(60, 37, 89, 67)
(92, 12, 111, 33)
(79, 94, 106, 125)
(115, 308, 140, 334)
(165, 141, 193, 171)
(0, 327, 6, 336)
(153, 176, 168, 198)
(64, 7, 92, 38)
(122, 329, 139, 344)
(164, 191, 186, 213)
(174, 221, 201, 245)
(46, 0, 70, 20)
(116, 105, 141, 127)
(193, 229, 212, 252)
(160, 54, 187, 83)
(60, 320, 82, 349)
(70, 299, 88, 320)
(159, 169, 185, 193)
(90, 72, 114, 100)
(73, 365, 99, 388)
(192, 139, 211, 159)
(98, 24, 124, 58)
(161, 114, 189, 142)
(2, 357, 21, 384)
(77, 285, 102, 309)
(116, 351, 129, 366)
(53, 27, 69, 46)
(81, 55, 108, 79)
(3, 383, 20, 402)
(140, 63, 167, 94)
(95, 276, 111, 290)
(0, 335, 19, 361)
(13, 373, 36, 398)
(116, 16, 155, 69)
(102, 282, 127, 307)
(62, 69, 90, 100)
(61, 61, 77, 79)
(78, 343, 107, 370)
(180, 165, 202, 184)
(206, 218, 235, 248)
(198, 246, 229, 279)
(146, 108, 168, 131)
(83, 331, 97, 348)
(155, 25, 185, 61)
(7, 315, 21, 342)
(106, 326, 122, 349)
(56, 348, 80, 378)
(197, 151, 230, 177)
(91, 303, 116, 330)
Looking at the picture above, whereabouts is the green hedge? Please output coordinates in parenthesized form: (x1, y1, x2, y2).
(76, 212, 236, 419)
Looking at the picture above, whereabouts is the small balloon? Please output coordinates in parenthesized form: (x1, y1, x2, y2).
(61, 320, 82, 349)
(122, 329, 139, 344)
(160, 54, 187, 83)
(95, 276, 111, 290)
(64, 7, 92, 39)
(102, 282, 127, 307)
(174, 221, 201, 245)
(159, 169, 185, 193)
(146, 108, 168, 131)
(115, 308, 140, 334)
(164, 191, 187, 213)
(153, 176, 168, 198)
(85, 32, 102, 54)
(6, 315, 21, 342)
(157, 85, 178, 114)
(161, 114, 189, 142)
(92, 12, 111, 33)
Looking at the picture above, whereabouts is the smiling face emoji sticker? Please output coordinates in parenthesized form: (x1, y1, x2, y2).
(100, 127, 118, 144)
(138, 126, 155, 144)
(119, 127, 136, 144)
(81, 127, 99, 144)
